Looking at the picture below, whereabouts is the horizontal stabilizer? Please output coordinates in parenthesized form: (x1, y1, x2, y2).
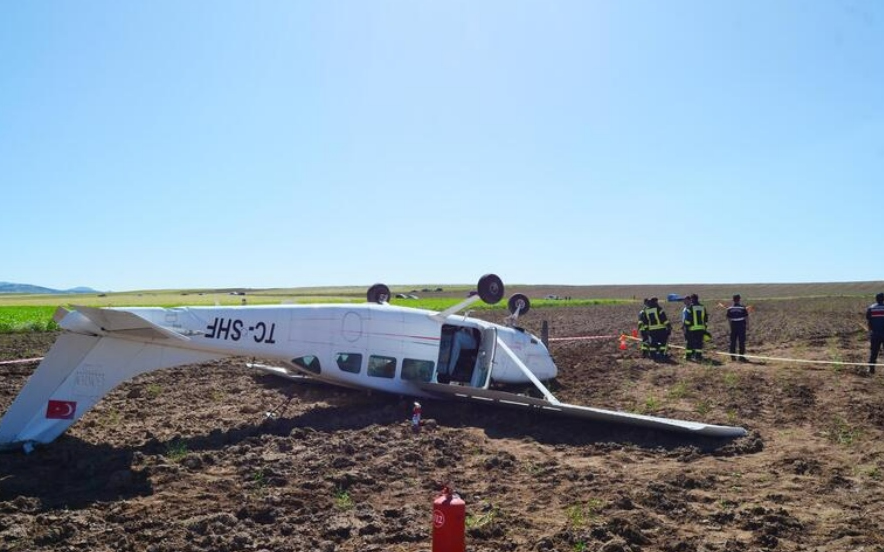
(418, 382, 746, 438)
(69, 305, 189, 341)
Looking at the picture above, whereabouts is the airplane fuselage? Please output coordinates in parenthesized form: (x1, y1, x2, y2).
(86, 303, 557, 397)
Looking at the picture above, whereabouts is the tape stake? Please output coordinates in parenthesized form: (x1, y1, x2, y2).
(0, 357, 44, 366)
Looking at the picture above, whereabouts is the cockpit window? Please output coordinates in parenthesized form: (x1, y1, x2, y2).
(401, 358, 433, 382)
(292, 355, 321, 375)
(336, 353, 362, 374)
(367, 355, 396, 378)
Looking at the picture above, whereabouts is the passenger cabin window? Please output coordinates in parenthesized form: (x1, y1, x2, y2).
(367, 355, 396, 378)
(292, 355, 321, 375)
(336, 353, 362, 374)
(401, 359, 433, 382)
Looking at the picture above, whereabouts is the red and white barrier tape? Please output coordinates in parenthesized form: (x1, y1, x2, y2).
(548, 334, 619, 342)
(618, 334, 878, 367)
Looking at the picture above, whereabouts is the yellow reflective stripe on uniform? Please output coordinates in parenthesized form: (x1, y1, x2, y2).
(645, 308, 666, 330)
(689, 305, 706, 331)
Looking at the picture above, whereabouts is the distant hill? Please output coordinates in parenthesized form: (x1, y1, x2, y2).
(0, 282, 98, 294)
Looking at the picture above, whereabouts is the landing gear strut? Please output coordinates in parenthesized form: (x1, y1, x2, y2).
(505, 293, 531, 327)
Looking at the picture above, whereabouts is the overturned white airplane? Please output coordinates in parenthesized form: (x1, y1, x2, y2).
(0, 274, 746, 453)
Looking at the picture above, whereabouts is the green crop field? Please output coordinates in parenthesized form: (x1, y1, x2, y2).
(0, 306, 60, 333)
(0, 280, 879, 334)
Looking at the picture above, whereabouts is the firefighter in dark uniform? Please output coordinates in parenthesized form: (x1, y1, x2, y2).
(638, 298, 650, 358)
(726, 294, 749, 362)
(640, 297, 672, 361)
(682, 293, 708, 361)
(866, 292, 884, 374)
(680, 295, 692, 348)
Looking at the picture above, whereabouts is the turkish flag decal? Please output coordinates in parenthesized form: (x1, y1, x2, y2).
(46, 400, 77, 420)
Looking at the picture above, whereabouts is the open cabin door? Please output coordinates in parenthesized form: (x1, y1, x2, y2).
(435, 324, 492, 387)
(471, 327, 496, 388)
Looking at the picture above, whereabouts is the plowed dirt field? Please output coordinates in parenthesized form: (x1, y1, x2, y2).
(2, 294, 883, 551)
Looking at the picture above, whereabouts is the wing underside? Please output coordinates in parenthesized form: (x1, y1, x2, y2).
(418, 382, 746, 438)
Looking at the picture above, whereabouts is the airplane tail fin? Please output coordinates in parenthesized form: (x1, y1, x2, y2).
(0, 333, 225, 452)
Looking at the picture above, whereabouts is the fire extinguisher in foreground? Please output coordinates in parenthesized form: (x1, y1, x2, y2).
(433, 486, 465, 552)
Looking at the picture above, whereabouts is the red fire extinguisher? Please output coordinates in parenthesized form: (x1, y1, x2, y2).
(433, 486, 465, 552)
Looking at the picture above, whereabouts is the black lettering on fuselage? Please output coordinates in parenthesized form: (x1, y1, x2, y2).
(217, 318, 232, 340)
(206, 317, 219, 339)
(253, 322, 277, 344)
(206, 318, 274, 344)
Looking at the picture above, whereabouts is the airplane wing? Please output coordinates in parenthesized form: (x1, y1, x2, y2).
(456, 333, 746, 437)
(418, 382, 746, 438)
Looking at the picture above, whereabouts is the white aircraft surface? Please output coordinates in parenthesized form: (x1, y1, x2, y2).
(0, 275, 746, 453)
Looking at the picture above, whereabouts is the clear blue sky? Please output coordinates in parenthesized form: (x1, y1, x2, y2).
(2, 1, 882, 291)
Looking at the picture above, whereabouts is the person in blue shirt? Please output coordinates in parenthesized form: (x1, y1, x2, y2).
(866, 293, 884, 374)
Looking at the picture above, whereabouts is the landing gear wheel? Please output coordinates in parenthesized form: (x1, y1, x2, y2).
(477, 274, 505, 304)
(507, 293, 531, 316)
(367, 283, 391, 304)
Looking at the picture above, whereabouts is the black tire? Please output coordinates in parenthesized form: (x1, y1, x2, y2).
(367, 283, 391, 304)
(477, 274, 504, 304)
(507, 293, 531, 315)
